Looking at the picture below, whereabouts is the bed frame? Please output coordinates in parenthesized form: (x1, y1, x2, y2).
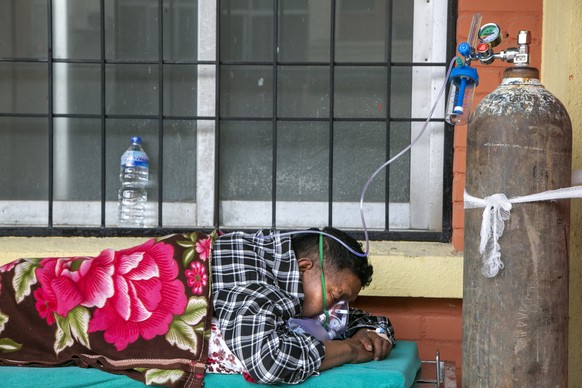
(415, 351, 457, 387)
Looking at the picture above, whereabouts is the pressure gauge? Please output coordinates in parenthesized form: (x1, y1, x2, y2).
(478, 23, 502, 47)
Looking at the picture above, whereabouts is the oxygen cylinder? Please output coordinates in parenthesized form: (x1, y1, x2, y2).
(463, 66, 571, 386)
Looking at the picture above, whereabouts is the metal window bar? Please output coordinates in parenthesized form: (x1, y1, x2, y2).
(216, 0, 456, 243)
(100, 0, 107, 228)
(157, 0, 165, 228)
(0, 0, 456, 240)
(384, 0, 393, 232)
(214, 0, 222, 228)
(47, 0, 55, 228)
(271, 0, 280, 229)
(328, 0, 337, 228)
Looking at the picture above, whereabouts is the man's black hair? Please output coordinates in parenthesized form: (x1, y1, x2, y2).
(291, 227, 373, 288)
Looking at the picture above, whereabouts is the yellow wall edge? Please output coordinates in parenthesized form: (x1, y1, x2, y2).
(0, 237, 464, 299)
(541, 0, 582, 384)
(363, 241, 463, 298)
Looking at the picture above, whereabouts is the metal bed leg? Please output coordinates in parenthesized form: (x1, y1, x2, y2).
(414, 350, 457, 388)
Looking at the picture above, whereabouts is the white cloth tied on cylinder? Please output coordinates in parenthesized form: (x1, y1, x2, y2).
(464, 186, 582, 278)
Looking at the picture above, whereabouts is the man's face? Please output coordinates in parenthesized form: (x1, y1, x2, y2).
(298, 258, 362, 319)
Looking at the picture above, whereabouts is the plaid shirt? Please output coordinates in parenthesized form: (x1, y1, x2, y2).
(211, 230, 396, 384)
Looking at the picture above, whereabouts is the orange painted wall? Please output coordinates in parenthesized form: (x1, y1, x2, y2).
(354, 297, 463, 382)
(354, 298, 463, 361)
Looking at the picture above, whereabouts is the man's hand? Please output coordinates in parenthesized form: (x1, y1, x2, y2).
(350, 328, 393, 361)
(320, 328, 393, 371)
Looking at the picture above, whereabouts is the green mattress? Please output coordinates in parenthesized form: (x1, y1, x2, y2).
(0, 340, 421, 388)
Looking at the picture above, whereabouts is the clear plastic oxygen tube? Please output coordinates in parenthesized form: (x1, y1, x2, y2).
(357, 56, 458, 256)
(277, 56, 458, 258)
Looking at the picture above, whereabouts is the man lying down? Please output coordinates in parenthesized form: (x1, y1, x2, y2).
(0, 227, 395, 387)
(209, 227, 396, 384)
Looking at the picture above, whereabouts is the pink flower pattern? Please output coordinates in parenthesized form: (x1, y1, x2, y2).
(0, 260, 18, 273)
(0, 231, 217, 387)
(195, 237, 212, 261)
(34, 287, 57, 325)
(34, 252, 115, 323)
(185, 261, 208, 295)
(8, 235, 211, 350)
(0, 260, 20, 311)
(88, 239, 187, 351)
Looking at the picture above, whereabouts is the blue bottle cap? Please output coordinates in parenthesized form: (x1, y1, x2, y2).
(131, 136, 142, 144)
(450, 65, 479, 86)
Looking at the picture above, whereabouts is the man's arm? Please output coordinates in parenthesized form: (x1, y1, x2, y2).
(214, 285, 325, 385)
(320, 327, 394, 370)
(343, 306, 396, 346)
(319, 337, 373, 369)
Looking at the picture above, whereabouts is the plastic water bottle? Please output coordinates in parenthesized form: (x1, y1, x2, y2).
(118, 136, 149, 227)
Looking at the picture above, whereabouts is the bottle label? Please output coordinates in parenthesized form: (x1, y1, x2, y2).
(122, 151, 149, 168)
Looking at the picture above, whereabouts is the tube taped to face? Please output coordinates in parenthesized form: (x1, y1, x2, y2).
(287, 301, 349, 341)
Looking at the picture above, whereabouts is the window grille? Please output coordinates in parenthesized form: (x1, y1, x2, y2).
(0, 0, 456, 241)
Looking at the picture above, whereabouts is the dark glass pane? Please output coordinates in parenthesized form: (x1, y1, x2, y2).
(0, 63, 48, 114)
(0, 117, 48, 200)
(53, 0, 101, 60)
(388, 122, 411, 202)
(335, 0, 387, 62)
(53, 118, 101, 201)
(163, 64, 198, 117)
(0, 0, 48, 58)
(278, 0, 330, 62)
(53, 63, 101, 115)
(392, 0, 414, 62)
(220, 0, 273, 62)
(220, 65, 272, 117)
(277, 66, 329, 118)
(333, 121, 386, 202)
(162, 119, 197, 202)
(334, 66, 386, 118)
(276, 121, 328, 201)
(163, 0, 199, 61)
(105, 0, 158, 61)
(333, 121, 410, 203)
(105, 64, 159, 116)
(391, 66, 413, 118)
(219, 120, 272, 201)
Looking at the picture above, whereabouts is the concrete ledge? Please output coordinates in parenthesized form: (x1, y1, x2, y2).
(0, 237, 464, 299)
(0, 237, 146, 264)
(363, 241, 463, 298)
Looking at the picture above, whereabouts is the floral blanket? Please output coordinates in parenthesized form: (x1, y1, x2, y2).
(0, 231, 218, 387)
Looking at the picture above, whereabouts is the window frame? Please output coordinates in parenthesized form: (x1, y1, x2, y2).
(0, 0, 457, 242)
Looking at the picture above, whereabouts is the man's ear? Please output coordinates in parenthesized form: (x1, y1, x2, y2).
(297, 257, 314, 273)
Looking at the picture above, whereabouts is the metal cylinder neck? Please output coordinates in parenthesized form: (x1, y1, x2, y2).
(503, 66, 539, 80)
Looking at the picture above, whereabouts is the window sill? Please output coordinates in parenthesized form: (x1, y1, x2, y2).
(0, 238, 463, 299)
(362, 241, 463, 298)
